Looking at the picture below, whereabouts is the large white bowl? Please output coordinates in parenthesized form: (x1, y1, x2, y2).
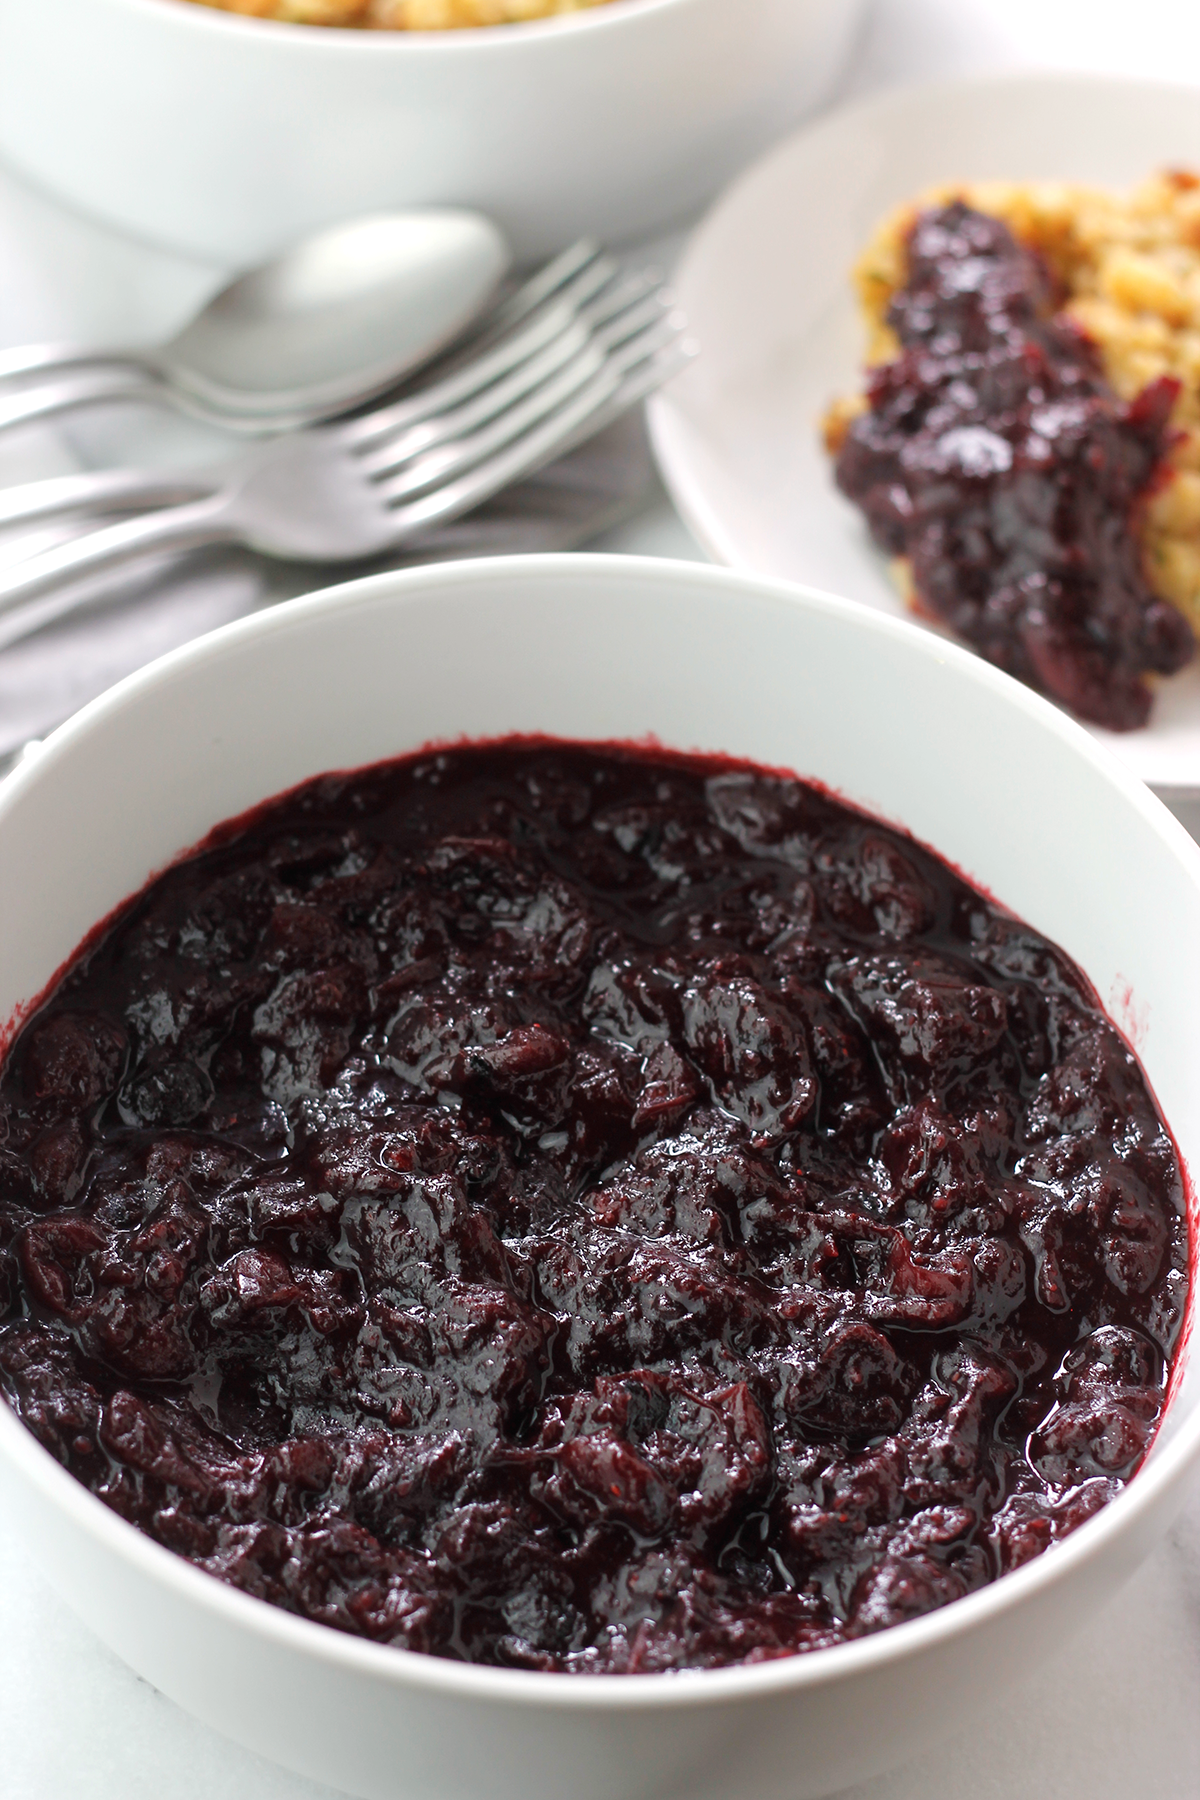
(0, 0, 866, 264)
(0, 554, 1198, 1800)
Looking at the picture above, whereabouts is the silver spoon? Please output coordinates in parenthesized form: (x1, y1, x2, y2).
(0, 209, 512, 434)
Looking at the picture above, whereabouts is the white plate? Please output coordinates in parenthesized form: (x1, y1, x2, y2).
(648, 72, 1200, 791)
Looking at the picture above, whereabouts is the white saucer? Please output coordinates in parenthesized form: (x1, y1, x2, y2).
(648, 72, 1200, 791)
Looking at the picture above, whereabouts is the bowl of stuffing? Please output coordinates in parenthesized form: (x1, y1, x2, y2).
(0, 552, 1197, 1800)
(0, 0, 867, 264)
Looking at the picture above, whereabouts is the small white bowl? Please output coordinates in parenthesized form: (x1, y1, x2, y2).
(0, 0, 866, 264)
(0, 554, 1198, 1800)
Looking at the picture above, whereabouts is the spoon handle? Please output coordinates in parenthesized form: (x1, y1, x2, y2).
(0, 343, 151, 382)
(0, 365, 167, 432)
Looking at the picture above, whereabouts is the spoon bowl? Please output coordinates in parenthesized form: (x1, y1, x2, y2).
(162, 210, 511, 422)
(0, 208, 512, 433)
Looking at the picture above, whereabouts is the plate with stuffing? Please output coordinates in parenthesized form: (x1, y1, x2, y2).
(648, 72, 1200, 787)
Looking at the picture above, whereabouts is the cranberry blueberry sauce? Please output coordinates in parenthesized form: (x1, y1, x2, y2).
(834, 201, 1195, 731)
(0, 743, 1188, 1672)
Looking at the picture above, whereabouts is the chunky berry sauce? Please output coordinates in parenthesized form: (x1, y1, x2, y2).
(0, 743, 1188, 1672)
(835, 202, 1194, 731)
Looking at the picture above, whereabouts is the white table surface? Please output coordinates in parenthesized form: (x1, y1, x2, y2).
(2, 2, 1200, 1795)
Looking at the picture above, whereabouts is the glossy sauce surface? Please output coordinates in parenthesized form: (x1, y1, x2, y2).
(835, 202, 1194, 731)
(0, 743, 1188, 1671)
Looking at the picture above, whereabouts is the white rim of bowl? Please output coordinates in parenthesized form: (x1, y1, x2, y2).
(112, 0, 686, 47)
(1, 551, 1198, 1711)
(649, 66, 1200, 568)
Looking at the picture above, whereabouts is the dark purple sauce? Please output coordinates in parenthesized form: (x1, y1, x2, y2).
(834, 201, 1194, 731)
(0, 742, 1188, 1672)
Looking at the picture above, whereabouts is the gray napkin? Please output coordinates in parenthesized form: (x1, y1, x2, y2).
(0, 410, 656, 759)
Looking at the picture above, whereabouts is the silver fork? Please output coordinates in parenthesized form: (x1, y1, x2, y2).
(0, 239, 618, 437)
(0, 249, 646, 530)
(0, 294, 692, 650)
(0, 266, 672, 536)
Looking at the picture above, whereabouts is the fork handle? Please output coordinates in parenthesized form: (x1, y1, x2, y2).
(0, 491, 237, 650)
(0, 468, 215, 528)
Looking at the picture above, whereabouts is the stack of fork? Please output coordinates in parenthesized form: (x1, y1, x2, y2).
(0, 242, 691, 655)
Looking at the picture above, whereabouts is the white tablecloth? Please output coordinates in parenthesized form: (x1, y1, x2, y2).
(1, 3, 1199, 1795)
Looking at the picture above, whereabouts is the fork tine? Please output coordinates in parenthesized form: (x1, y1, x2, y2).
(592, 293, 679, 354)
(551, 336, 697, 457)
(338, 296, 579, 448)
(440, 248, 629, 370)
(373, 308, 681, 504)
(376, 338, 609, 503)
(381, 362, 624, 536)
(377, 249, 617, 401)
(339, 255, 621, 450)
(573, 270, 664, 338)
(603, 311, 686, 372)
(377, 313, 691, 533)
(576, 268, 659, 329)
(482, 241, 603, 333)
(355, 316, 593, 479)
(353, 279, 671, 477)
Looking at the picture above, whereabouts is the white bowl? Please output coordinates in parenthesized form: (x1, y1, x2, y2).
(0, 0, 866, 265)
(0, 553, 1198, 1800)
